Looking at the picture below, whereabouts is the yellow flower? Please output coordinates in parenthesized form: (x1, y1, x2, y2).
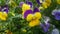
(57, 0, 60, 4)
(45, 0, 51, 4)
(0, 12, 8, 21)
(22, 4, 31, 15)
(26, 12, 42, 27)
(26, 14, 33, 21)
(41, 0, 51, 8)
(29, 19, 40, 27)
(42, 2, 48, 8)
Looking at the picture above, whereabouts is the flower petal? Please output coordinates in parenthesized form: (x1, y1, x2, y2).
(24, 10, 33, 18)
(33, 7, 40, 13)
(19, 2, 24, 7)
(36, 0, 40, 4)
(26, 1, 33, 8)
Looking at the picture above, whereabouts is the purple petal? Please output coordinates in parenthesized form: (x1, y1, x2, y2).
(24, 10, 33, 18)
(43, 27, 48, 32)
(52, 9, 60, 16)
(40, 23, 50, 32)
(2, 5, 9, 13)
(36, 0, 40, 4)
(33, 7, 40, 13)
(52, 9, 60, 20)
(3, 8, 9, 13)
(55, 16, 60, 20)
(26, 1, 33, 8)
(19, 2, 24, 7)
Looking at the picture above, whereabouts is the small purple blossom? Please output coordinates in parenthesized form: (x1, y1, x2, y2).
(36, 0, 41, 4)
(52, 9, 60, 20)
(33, 7, 40, 13)
(26, 1, 33, 8)
(24, 7, 40, 18)
(40, 23, 50, 32)
(40, 16, 50, 32)
(0, 5, 9, 13)
(19, 2, 24, 7)
(36, 0, 45, 4)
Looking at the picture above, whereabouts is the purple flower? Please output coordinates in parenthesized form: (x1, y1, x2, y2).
(2, 5, 9, 13)
(19, 2, 24, 7)
(40, 16, 50, 32)
(36, 0, 41, 4)
(33, 7, 40, 13)
(0, 5, 9, 13)
(52, 9, 60, 20)
(36, 0, 45, 4)
(24, 7, 40, 18)
(40, 23, 50, 32)
(26, 1, 33, 8)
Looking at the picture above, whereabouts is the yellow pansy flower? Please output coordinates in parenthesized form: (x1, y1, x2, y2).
(22, 4, 31, 15)
(0, 12, 8, 21)
(40, 0, 51, 8)
(26, 12, 41, 27)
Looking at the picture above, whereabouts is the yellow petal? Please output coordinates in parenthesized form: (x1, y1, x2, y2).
(0, 17, 6, 20)
(26, 14, 33, 21)
(22, 4, 31, 15)
(3, 12, 8, 17)
(42, 2, 48, 8)
(34, 12, 41, 19)
(45, 0, 51, 4)
(29, 19, 40, 27)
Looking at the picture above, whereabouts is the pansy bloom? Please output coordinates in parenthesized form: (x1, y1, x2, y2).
(26, 0, 33, 8)
(36, 0, 51, 8)
(52, 9, 60, 20)
(20, 2, 31, 15)
(0, 5, 9, 20)
(40, 16, 50, 32)
(40, 23, 50, 32)
(19, 1, 32, 15)
(23, 7, 41, 27)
